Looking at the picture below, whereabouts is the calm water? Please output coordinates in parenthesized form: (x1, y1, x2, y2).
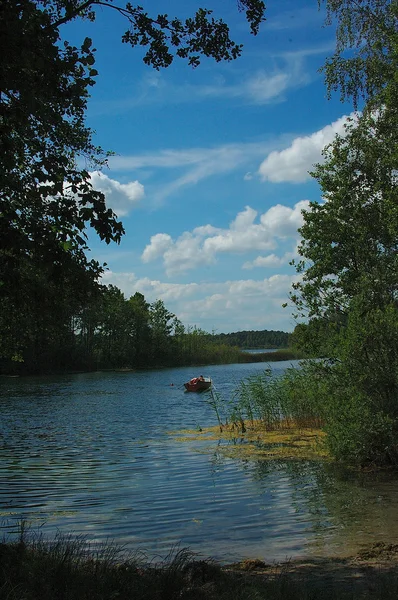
(241, 348, 278, 354)
(1, 361, 398, 563)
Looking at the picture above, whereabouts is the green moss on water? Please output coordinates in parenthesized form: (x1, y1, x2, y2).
(169, 421, 329, 461)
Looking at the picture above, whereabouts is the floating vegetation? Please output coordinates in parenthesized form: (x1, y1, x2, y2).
(169, 420, 329, 462)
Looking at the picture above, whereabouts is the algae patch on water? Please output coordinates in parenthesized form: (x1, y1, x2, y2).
(169, 421, 328, 461)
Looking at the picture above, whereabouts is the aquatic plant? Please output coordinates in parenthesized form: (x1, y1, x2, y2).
(205, 388, 227, 430)
(206, 368, 323, 434)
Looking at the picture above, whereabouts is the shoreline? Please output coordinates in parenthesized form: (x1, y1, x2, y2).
(223, 542, 398, 594)
(2, 537, 398, 599)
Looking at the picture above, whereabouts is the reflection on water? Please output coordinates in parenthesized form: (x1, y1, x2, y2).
(1, 363, 398, 562)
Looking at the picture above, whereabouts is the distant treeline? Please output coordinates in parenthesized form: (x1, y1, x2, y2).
(212, 330, 289, 349)
(0, 279, 292, 376)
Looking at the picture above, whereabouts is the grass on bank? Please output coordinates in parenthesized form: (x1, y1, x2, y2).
(2, 527, 398, 600)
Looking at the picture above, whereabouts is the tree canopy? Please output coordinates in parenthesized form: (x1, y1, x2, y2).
(0, 0, 265, 367)
(288, 0, 398, 465)
(292, 0, 398, 326)
(320, 0, 398, 107)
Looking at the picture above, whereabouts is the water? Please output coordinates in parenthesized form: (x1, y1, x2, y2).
(1, 361, 398, 563)
(241, 348, 279, 354)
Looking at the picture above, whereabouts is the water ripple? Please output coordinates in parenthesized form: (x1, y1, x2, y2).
(2, 367, 398, 561)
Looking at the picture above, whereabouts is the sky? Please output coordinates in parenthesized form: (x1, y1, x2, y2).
(65, 0, 354, 334)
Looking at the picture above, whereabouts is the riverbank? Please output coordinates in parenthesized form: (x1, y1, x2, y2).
(1, 535, 398, 599)
(227, 542, 398, 598)
(0, 347, 304, 377)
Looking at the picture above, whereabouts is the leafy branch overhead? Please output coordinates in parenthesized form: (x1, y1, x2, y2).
(0, 0, 265, 365)
(319, 0, 398, 107)
(1, 0, 266, 256)
(49, 0, 266, 68)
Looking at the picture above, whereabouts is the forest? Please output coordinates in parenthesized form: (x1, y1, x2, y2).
(212, 330, 289, 349)
(0, 277, 290, 375)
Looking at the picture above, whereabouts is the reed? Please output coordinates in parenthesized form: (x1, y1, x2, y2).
(207, 368, 323, 433)
(206, 388, 227, 430)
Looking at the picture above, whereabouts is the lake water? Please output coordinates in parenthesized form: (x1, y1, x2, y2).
(241, 348, 278, 353)
(1, 360, 398, 564)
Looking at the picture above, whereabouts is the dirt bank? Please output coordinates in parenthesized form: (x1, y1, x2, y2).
(225, 542, 398, 596)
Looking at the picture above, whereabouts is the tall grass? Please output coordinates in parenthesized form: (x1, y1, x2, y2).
(2, 524, 398, 600)
(208, 367, 323, 432)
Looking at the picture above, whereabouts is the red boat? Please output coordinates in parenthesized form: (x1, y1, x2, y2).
(184, 376, 212, 392)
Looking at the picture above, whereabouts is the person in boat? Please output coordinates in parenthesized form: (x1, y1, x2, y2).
(198, 375, 205, 381)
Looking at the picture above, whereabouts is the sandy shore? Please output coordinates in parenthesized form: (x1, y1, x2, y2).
(224, 542, 398, 595)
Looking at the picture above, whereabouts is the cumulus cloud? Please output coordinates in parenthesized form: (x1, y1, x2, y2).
(141, 201, 309, 276)
(243, 245, 299, 269)
(244, 253, 290, 269)
(89, 171, 144, 216)
(101, 271, 300, 332)
(141, 233, 173, 263)
(258, 113, 357, 183)
(260, 200, 309, 237)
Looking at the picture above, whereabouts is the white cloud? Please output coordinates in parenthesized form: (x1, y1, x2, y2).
(256, 254, 285, 268)
(258, 113, 357, 183)
(92, 60, 311, 116)
(141, 201, 309, 276)
(260, 200, 309, 237)
(109, 140, 283, 203)
(244, 253, 288, 269)
(100, 271, 300, 332)
(243, 246, 299, 269)
(89, 171, 144, 216)
(247, 72, 289, 102)
(141, 233, 173, 262)
(198, 70, 297, 104)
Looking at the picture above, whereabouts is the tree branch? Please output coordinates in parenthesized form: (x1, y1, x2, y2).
(51, 0, 98, 29)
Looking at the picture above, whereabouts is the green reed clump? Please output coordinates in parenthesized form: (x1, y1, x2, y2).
(233, 369, 281, 429)
(231, 367, 323, 431)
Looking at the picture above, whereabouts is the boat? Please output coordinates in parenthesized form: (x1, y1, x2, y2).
(184, 376, 212, 392)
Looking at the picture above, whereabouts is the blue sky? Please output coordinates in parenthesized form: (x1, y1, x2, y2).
(66, 0, 353, 334)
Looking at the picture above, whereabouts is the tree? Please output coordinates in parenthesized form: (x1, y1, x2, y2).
(1, 0, 266, 259)
(149, 299, 175, 365)
(0, 0, 265, 370)
(51, 0, 266, 67)
(291, 109, 398, 322)
(287, 0, 398, 465)
(320, 0, 398, 108)
(128, 292, 151, 367)
(291, 0, 398, 331)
